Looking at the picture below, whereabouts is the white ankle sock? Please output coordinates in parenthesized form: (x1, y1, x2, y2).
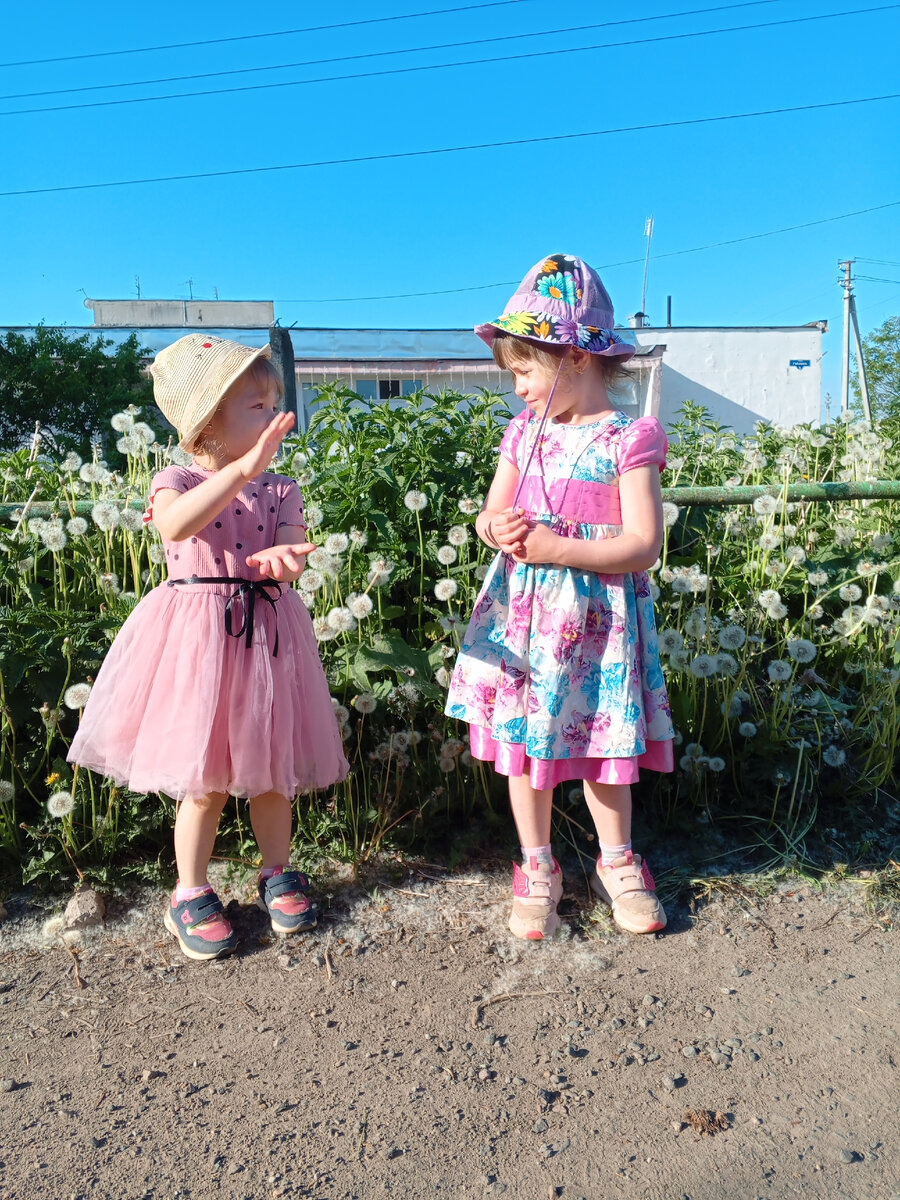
(598, 841, 632, 868)
(521, 844, 554, 866)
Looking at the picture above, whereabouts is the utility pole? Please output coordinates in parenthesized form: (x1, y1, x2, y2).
(838, 259, 872, 421)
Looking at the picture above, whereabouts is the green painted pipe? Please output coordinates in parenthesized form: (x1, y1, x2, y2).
(2, 479, 900, 520)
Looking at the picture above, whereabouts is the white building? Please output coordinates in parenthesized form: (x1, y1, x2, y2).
(2, 300, 826, 434)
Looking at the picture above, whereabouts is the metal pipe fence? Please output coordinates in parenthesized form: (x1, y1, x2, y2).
(2, 480, 900, 521)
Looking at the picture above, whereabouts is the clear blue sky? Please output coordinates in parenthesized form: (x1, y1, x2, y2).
(2, 0, 899, 408)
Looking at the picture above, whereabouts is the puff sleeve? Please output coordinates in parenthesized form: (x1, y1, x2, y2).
(275, 477, 307, 531)
(498, 410, 530, 468)
(617, 417, 668, 475)
(143, 466, 195, 525)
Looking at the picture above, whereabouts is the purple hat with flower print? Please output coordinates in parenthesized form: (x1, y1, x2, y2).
(475, 253, 634, 360)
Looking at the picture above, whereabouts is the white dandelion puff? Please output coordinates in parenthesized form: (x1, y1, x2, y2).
(63, 683, 92, 710)
(839, 584, 863, 602)
(92, 502, 121, 532)
(110, 411, 134, 433)
(435, 579, 458, 601)
(662, 502, 680, 528)
(823, 746, 846, 768)
(683, 609, 708, 639)
(786, 545, 806, 565)
(767, 660, 793, 682)
(757, 532, 781, 552)
(786, 638, 817, 663)
(448, 525, 468, 546)
(297, 569, 324, 594)
(349, 527, 368, 547)
(0, 780, 16, 803)
(717, 625, 746, 650)
(304, 504, 324, 528)
(347, 593, 374, 620)
(120, 507, 144, 532)
(47, 790, 76, 818)
(738, 721, 757, 738)
(437, 545, 457, 565)
(707, 757, 726, 773)
(98, 572, 120, 595)
(326, 606, 356, 633)
(41, 525, 68, 552)
(458, 497, 479, 515)
(753, 494, 778, 515)
(353, 693, 377, 714)
(324, 533, 349, 555)
(404, 490, 428, 512)
(435, 667, 451, 688)
(657, 629, 684, 655)
(312, 617, 336, 642)
(367, 557, 394, 587)
(715, 653, 738, 677)
(807, 569, 828, 587)
(689, 654, 717, 679)
(66, 516, 89, 536)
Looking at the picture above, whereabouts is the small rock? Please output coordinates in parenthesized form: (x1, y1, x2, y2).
(662, 1075, 677, 1091)
(64, 888, 105, 929)
(731, 965, 747, 977)
(642, 994, 656, 1006)
(682, 1047, 698, 1058)
(747, 1051, 760, 1063)
(0, 1078, 16, 1092)
(532, 1118, 549, 1134)
(671, 1120, 684, 1133)
(140, 1069, 164, 1083)
(384, 1147, 403, 1160)
(277, 954, 294, 970)
(838, 1149, 857, 1164)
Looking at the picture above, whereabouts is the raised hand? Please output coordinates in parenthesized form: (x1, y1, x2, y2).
(237, 412, 296, 481)
(246, 542, 316, 582)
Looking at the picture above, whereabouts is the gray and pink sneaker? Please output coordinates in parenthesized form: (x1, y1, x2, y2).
(256, 868, 317, 935)
(164, 889, 237, 961)
(590, 852, 666, 934)
(508, 857, 563, 940)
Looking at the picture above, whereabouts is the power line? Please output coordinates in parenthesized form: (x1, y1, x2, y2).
(3, 5, 898, 119)
(3, 93, 898, 199)
(0, 1, 778, 104)
(0, 1, 536, 70)
(271, 200, 900, 303)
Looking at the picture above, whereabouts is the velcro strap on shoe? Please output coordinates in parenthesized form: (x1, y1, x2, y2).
(179, 892, 224, 926)
(264, 870, 310, 900)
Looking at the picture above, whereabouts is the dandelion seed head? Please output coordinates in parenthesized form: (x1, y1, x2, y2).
(63, 683, 92, 709)
(807, 569, 828, 587)
(404, 489, 428, 512)
(767, 659, 792, 682)
(786, 638, 816, 663)
(437, 545, 457, 565)
(353, 693, 377, 714)
(458, 497, 479, 515)
(708, 757, 726, 772)
(324, 533, 349, 555)
(435, 667, 451, 688)
(823, 745, 846, 767)
(347, 593, 374, 620)
(0, 780, 15, 803)
(717, 624, 746, 650)
(715, 653, 738, 677)
(92, 502, 121, 532)
(312, 617, 336, 642)
(435, 579, 458, 601)
(304, 504, 324, 528)
(110, 411, 134, 432)
(47, 790, 76, 818)
(297, 569, 324, 594)
(661, 502, 680, 528)
(658, 629, 684, 655)
(349, 527, 368, 547)
(326, 606, 356, 632)
(738, 721, 757, 737)
(753, 494, 778, 515)
(689, 654, 716, 679)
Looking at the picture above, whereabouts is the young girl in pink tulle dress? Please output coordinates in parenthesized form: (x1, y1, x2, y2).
(68, 334, 348, 960)
(446, 254, 674, 941)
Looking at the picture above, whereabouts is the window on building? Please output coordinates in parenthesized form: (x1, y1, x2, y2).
(401, 379, 423, 396)
(379, 379, 401, 400)
(354, 378, 378, 400)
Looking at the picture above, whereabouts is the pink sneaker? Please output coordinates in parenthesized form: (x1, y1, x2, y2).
(590, 852, 666, 934)
(163, 890, 237, 960)
(256, 868, 317, 935)
(509, 857, 563, 941)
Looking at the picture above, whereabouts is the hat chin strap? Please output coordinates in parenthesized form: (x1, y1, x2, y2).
(511, 347, 570, 510)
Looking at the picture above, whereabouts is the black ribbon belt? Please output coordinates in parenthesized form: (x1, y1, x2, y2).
(167, 575, 282, 657)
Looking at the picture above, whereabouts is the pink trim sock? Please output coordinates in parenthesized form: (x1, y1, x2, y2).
(521, 844, 554, 866)
(599, 841, 632, 868)
(259, 865, 284, 879)
(175, 882, 213, 903)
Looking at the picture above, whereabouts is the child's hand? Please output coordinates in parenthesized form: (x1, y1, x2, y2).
(509, 523, 562, 565)
(237, 412, 296, 480)
(491, 507, 531, 556)
(246, 542, 315, 582)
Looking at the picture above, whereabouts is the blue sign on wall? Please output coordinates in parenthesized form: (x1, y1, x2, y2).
(790, 359, 811, 370)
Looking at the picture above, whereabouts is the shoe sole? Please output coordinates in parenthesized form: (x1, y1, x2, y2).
(590, 875, 667, 935)
(255, 895, 317, 935)
(508, 909, 560, 940)
(163, 907, 236, 961)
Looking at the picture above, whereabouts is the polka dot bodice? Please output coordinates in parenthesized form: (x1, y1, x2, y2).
(146, 464, 305, 585)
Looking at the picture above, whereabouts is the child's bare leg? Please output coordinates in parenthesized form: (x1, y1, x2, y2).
(583, 781, 632, 852)
(507, 774, 553, 848)
(249, 791, 315, 934)
(173, 791, 229, 888)
(248, 790, 292, 868)
(506, 774, 560, 940)
(584, 779, 665, 934)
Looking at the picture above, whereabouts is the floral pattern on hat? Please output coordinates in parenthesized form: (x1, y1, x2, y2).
(493, 311, 629, 355)
(475, 252, 634, 359)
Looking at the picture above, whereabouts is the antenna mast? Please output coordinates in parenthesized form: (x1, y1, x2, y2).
(641, 216, 654, 318)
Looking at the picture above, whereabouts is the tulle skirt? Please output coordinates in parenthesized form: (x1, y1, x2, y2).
(68, 583, 349, 801)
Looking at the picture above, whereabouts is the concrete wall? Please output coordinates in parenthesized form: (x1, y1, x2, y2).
(84, 299, 275, 328)
(632, 326, 825, 432)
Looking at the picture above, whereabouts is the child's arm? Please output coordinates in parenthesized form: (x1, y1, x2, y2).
(245, 526, 315, 583)
(511, 465, 664, 573)
(152, 413, 295, 542)
(474, 456, 531, 556)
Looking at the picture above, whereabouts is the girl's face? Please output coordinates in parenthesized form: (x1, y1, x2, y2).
(510, 356, 576, 422)
(205, 371, 281, 460)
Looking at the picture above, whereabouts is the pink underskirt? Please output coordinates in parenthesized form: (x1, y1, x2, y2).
(469, 726, 674, 788)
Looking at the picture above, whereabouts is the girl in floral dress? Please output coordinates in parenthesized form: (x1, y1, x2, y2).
(446, 254, 674, 939)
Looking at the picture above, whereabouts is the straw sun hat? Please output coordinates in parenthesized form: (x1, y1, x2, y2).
(150, 333, 273, 449)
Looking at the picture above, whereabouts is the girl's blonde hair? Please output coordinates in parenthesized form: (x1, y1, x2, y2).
(185, 357, 285, 455)
(491, 330, 632, 390)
